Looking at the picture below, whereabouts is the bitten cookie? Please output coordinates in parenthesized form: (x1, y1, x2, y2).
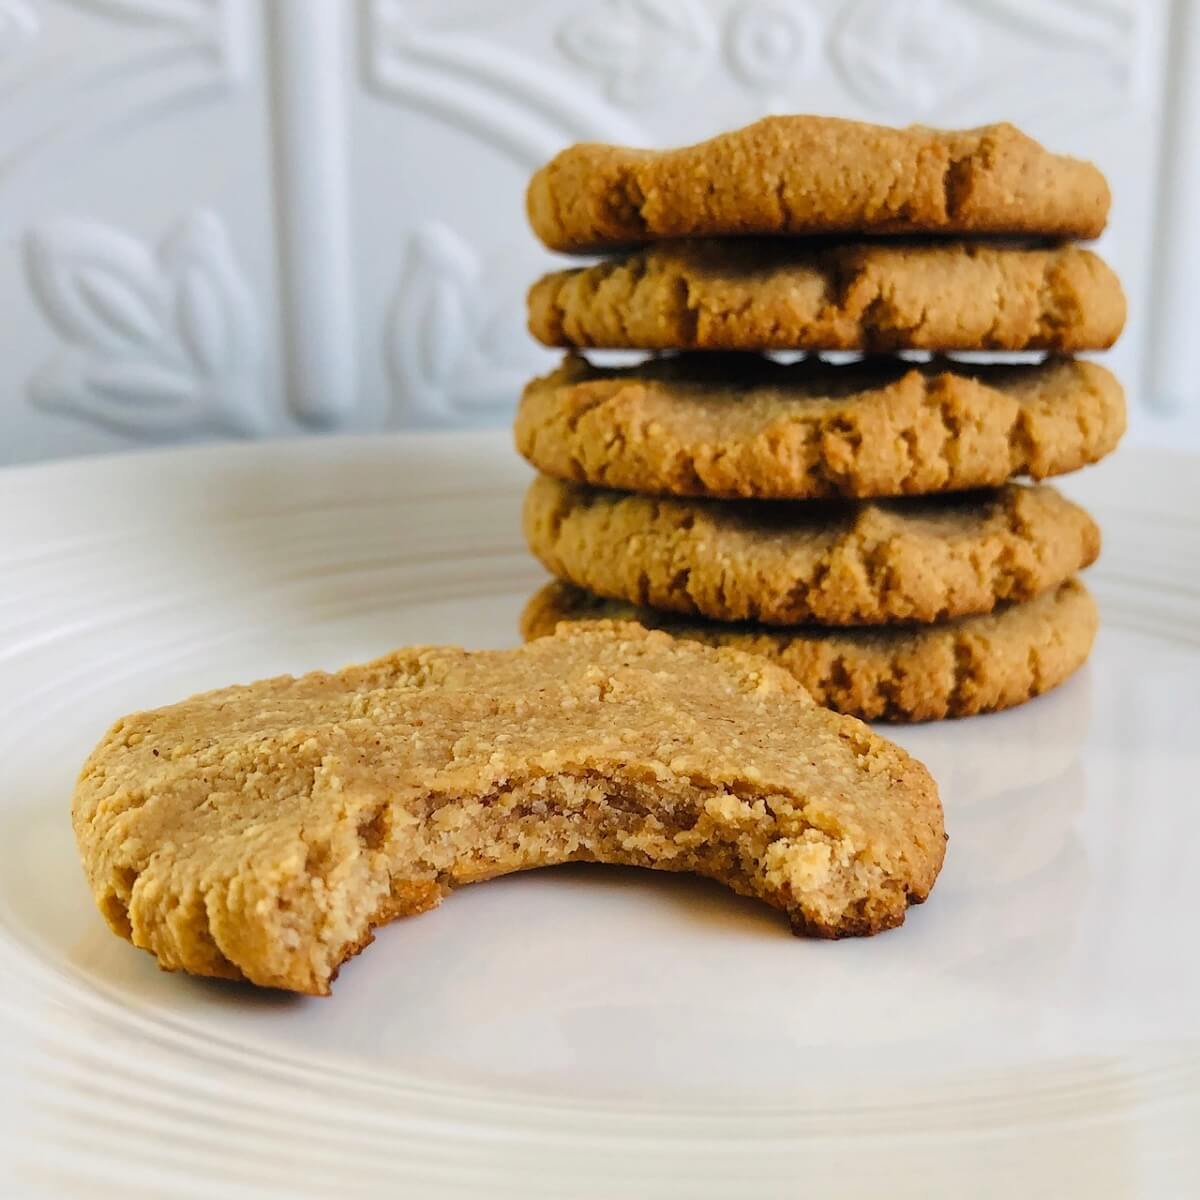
(527, 117, 1110, 252)
(72, 624, 945, 995)
(522, 579, 1098, 722)
(515, 354, 1126, 499)
(528, 240, 1126, 352)
(523, 474, 1100, 627)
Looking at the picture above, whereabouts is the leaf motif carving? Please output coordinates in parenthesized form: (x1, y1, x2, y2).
(402, 226, 476, 393)
(386, 223, 554, 425)
(557, 0, 713, 107)
(631, 0, 703, 40)
(557, 15, 634, 74)
(86, 360, 200, 405)
(176, 266, 228, 377)
(164, 211, 257, 382)
(388, 224, 476, 421)
(25, 211, 264, 438)
(75, 267, 167, 348)
(30, 359, 204, 436)
(418, 278, 469, 391)
(26, 223, 167, 355)
(832, 0, 978, 114)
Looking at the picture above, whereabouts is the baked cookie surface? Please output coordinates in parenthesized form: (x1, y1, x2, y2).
(524, 475, 1100, 627)
(515, 354, 1125, 499)
(72, 624, 944, 995)
(522, 579, 1097, 722)
(528, 240, 1126, 352)
(527, 117, 1110, 252)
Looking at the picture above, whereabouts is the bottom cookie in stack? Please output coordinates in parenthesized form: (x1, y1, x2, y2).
(520, 475, 1102, 722)
(521, 578, 1096, 723)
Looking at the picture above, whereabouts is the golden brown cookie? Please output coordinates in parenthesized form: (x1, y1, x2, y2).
(521, 579, 1097, 722)
(528, 240, 1125, 353)
(515, 354, 1125, 499)
(72, 624, 945, 994)
(523, 474, 1100, 627)
(527, 117, 1110, 252)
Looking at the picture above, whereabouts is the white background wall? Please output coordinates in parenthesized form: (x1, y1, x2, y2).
(0, 0, 1195, 466)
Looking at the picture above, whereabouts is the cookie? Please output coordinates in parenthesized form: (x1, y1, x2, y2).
(521, 579, 1097, 722)
(528, 240, 1125, 352)
(73, 624, 945, 995)
(515, 354, 1125, 499)
(524, 474, 1100, 627)
(527, 117, 1110, 252)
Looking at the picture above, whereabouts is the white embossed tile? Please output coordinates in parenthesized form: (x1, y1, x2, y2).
(1, 1, 1197, 462)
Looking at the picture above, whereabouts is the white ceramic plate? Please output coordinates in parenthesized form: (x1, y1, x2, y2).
(1, 434, 1197, 1199)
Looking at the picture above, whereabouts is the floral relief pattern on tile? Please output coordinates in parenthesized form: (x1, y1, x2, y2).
(25, 211, 266, 437)
(556, 0, 714, 107)
(831, 0, 978, 113)
(723, 0, 815, 91)
(386, 222, 556, 425)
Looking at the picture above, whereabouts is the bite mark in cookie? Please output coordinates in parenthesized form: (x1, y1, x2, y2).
(73, 625, 945, 994)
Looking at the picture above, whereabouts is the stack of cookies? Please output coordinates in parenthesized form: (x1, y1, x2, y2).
(515, 117, 1125, 722)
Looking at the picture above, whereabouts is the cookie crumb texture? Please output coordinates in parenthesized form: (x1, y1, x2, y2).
(72, 625, 944, 994)
(524, 475, 1099, 627)
(527, 117, 1110, 252)
(515, 355, 1125, 499)
(528, 240, 1125, 353)
(522, 580, 1097, 722)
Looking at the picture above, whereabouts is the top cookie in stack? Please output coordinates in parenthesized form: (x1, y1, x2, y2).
(515, 116, 1125, 723)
